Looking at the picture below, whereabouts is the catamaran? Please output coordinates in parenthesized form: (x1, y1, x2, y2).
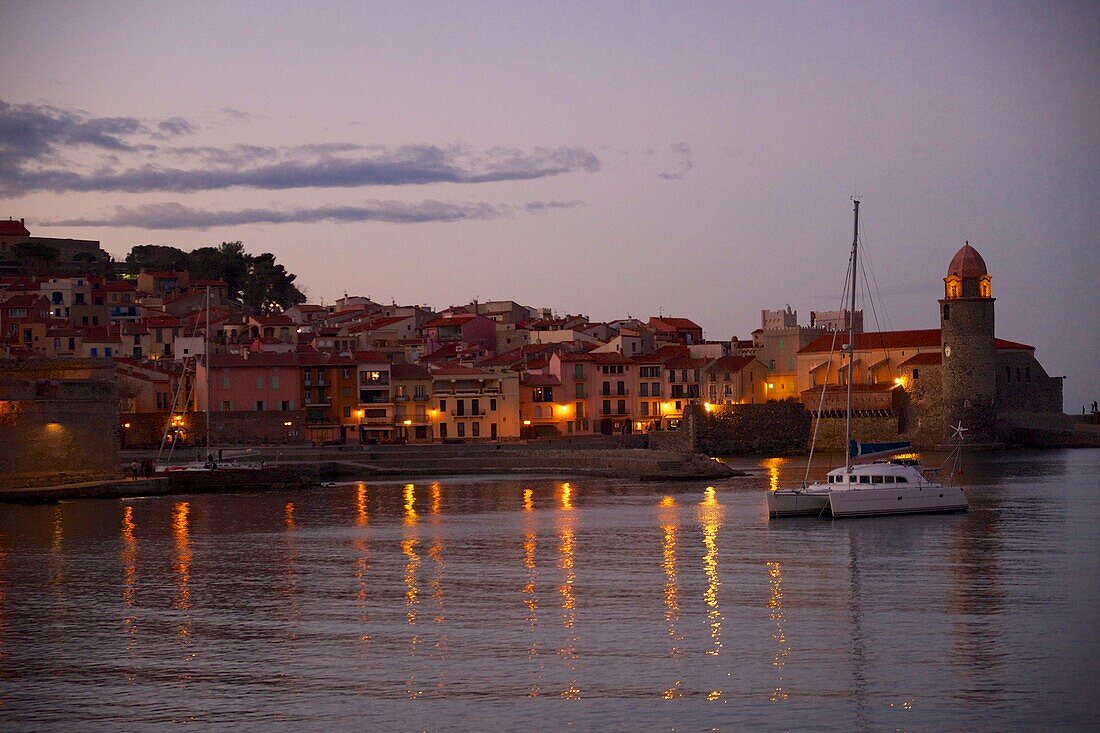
(766, 201, 968, 518)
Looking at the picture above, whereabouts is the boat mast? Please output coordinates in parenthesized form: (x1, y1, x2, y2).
(845, 200, 860, 475)
(205, 285, 211, 459)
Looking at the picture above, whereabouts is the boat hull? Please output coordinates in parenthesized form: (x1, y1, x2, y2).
(827, 484, 968, 518)
(767, 490, 830, 517)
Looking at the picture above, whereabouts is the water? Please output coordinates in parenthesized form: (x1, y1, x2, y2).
(1, 450, 1098, 731)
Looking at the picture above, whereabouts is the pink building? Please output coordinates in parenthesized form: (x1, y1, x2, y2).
(423, 312, 497, 360)
(198, 352, 302, 413)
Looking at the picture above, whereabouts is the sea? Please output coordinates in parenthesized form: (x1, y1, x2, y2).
(0, 449, 1097, 732)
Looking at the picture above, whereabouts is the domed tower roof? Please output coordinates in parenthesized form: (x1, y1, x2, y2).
(947, 242, 988, 279)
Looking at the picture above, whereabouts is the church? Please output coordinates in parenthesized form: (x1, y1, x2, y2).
(795, 243, 1065, 448)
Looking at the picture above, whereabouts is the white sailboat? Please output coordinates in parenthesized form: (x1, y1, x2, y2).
(766, 201, 968, 518)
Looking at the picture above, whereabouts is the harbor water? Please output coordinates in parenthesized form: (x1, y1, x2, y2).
(0, 449, 1097, 731)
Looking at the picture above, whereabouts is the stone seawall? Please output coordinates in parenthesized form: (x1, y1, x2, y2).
(682, 403, 812, 455)
(0, 358, 120, 488)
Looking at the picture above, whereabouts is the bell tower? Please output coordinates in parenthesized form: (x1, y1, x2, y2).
(939, 242, 997, 443)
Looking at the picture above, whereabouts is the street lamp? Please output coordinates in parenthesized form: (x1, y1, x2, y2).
(283, 420, 293, 444)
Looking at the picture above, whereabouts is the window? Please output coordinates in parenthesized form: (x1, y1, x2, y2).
(617, 399, 626, 415)
(415, 385, 427, 400)
(640, 383, 649, 397)
(440, 423, 448, 439)
(222, 372, 230, 389)
(91, 348, 98, 357)
(575, 383, 585, 398)
(457, 422, 465, 438)
(617, 381, 625, 395)
(602, 400, 611, 415)
(913, 369, 920, 379)
(223, 401, 232, 411)
(640, 402, 649, 416)
(942, 303, 950, 320)
(255, 400, 265, 411)
(343, 406, 351, 418)
(1006, 366, 1011, 382)
(575, 401, 585, 419)
(281, 400, 291, 411)
(472, 422, 480, 438)
(439, 399, 447, 412)
(456, 400, 465, 416)
(490, 398, 497, 411)
(342, 386, 351, 397)
(574, 364, 584, 379)
(532, 387, 553, 402)
(471, 399, 480, 416)
(342, 368, 351, 380)
(271, 373, 280, 389)
(256, 376, 264, 389)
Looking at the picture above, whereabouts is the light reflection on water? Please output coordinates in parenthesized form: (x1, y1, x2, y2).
(0, 449, 1096, 731)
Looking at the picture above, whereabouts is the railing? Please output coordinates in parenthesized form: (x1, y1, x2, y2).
(601, 388, 629, 396)
(600, 409, 631, 417)
(450, 409, 488, 418)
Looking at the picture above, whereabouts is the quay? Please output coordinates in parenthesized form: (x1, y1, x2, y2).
(0, 440, 740, 504)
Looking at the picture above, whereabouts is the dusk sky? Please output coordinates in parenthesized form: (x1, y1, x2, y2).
(2, 1, 1097, 408)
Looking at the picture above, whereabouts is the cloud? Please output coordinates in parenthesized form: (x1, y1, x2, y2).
(1, 100, 601, 196)
(45, 198, 583, 230)
(523, 199, 585, 213)
(658, 141, 693, 180)
(156, 117, 194, 137)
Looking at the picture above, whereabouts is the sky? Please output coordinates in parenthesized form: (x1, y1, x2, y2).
(2, 1, 1097, 408)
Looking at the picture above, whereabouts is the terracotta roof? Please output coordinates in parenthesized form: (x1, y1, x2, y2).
(800, 383, 902, 395)
(353, 350, 389, 364)
(102, 281, 136, 291)
(2, 294, 44, 309)
(0, 219, 30, 236)
(899, 353, 942, 367)
(521, 373, 561, 386)
(649, 316, 702, 331)
(947, 243, 988, 279)
(424, 313, 480, 327)
(706, 355, 758, 373)
(249, 314, 294, 326)
(800, 328, 1032, 353)
(391, 363, 431, 380)
(994, 338, 1033, 350)
(207, 353, 301, 367)
(430, 364, 493, 378)
(588, 352, 635, 365)
(421, 343, 459, 362)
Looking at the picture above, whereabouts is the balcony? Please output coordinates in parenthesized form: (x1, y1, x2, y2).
(450, 409, 488, 418)
(394, 395, 410, 402)
(600, 409, 631, 417)
(304, 398, 332, 407)
(601, 388, 629, 396)
(358, 416, 393, 426)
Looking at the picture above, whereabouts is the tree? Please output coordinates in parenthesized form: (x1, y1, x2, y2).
(121, 240, 305, 313)
(125, 245, 188, 273)
(13, 242, 60, 275)
(239, 252, 306, 313)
